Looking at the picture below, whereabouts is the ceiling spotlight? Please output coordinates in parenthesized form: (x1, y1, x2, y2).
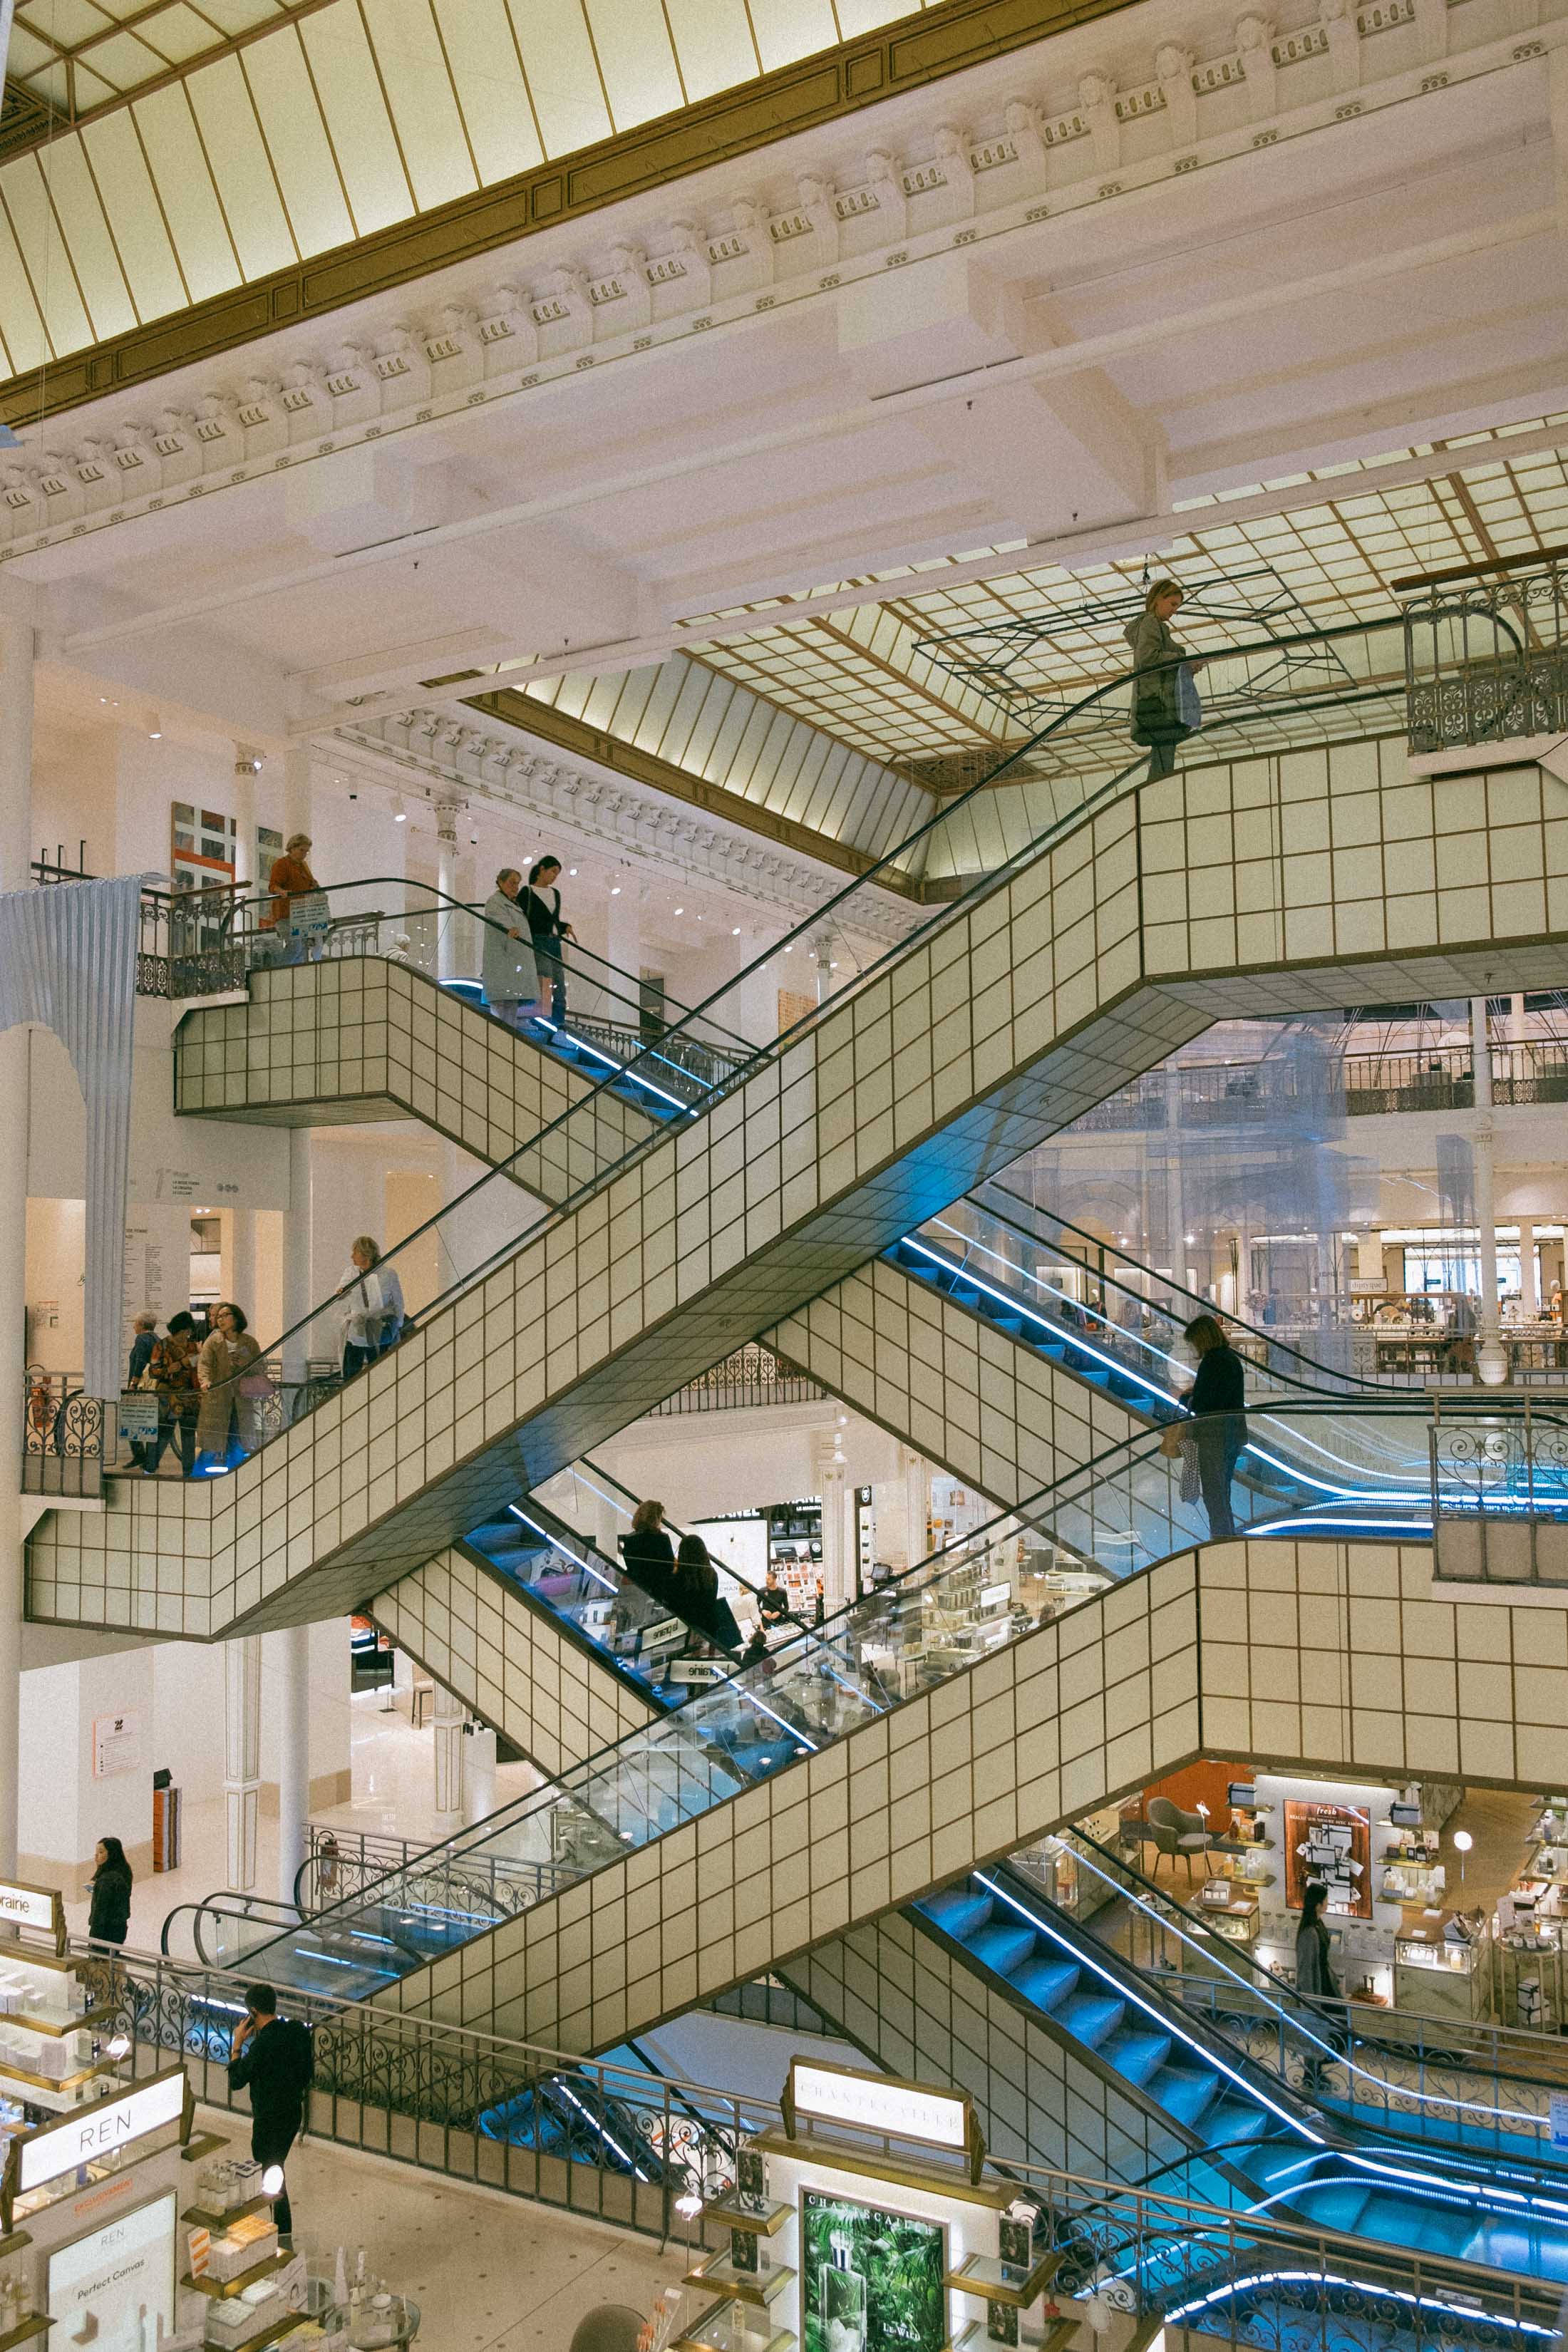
(394, 808, 407, 822)
(568, 866, 577, 875)
(784, 945, 793, 954)
(731, 927, 741, 936)
(610, 885, 621, 895)
(674, 906, 684, 916)
(147, 713, 162, 739)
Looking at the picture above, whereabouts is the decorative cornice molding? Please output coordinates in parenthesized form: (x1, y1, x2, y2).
(0, 4, 1550, 563)
(335, 709, 922, 948)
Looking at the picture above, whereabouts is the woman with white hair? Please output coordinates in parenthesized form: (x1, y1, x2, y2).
(337, 1237, 406, 1381)
(480, 867, 539, 1028)
(264, 832, 321, 964)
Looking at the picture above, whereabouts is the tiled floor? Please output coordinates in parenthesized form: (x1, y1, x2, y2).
(72, 1683, 540, 1956)
(197, 2110, 688, 2351)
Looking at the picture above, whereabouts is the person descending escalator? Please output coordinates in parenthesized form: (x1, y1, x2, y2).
(1180, 1314, 1248, 1541)
(1125, 579, 1207, 780)
(623, 1498, 678, 1610)
(1294, 1879, 1345, 2091)
(673, 1535, 743, 1656)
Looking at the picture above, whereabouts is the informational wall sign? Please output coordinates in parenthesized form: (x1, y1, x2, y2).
(93, 1711, 143, 1778)
(789, 2060, 969, 2152)
(48, 2188, 178, 2351)
(18, 2070, 187, 2194)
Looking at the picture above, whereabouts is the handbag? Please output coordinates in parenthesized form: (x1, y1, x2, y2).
(1176, 661, 1204, 732)
(1159, 1423, 1185, 1460)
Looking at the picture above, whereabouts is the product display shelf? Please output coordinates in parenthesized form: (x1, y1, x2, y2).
(945, 2249, 1063, 2308)
(0, 1944, 122, 2114)
(674, 2296, 795, 2352)
(205, 2316, 309, 2352)
(0, 2316, 48, 2350)
(184, 2252, 284, 2299)
(183, 2196, 276, 2229)
(701, 2194, 791, 2237)
(682, 2253, 794, 2310)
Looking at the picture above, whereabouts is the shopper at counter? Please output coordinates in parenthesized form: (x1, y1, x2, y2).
(229, 1984, 314, 2244)
(1180, 1314, 1248, 1540)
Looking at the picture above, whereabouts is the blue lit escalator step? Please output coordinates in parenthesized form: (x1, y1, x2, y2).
(1152, 2065, 1223, 2130)
(1202, 2096, 1271, 2147)
(1105, 2028, 1175, 2088)
(921, 1889, 996, 1941)
(1009, 1956, 1080, 2011)
(965, 1922, 1039, 1978)
(1057, 1992, 1127, 2048)
(1286, 2180, 1375, 2237)
(1462, 2219, 1568, 2283)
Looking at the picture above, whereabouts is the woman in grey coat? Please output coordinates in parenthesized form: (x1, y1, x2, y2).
(481, 867, 539, 1028)
(1124, 578, 1206, 778)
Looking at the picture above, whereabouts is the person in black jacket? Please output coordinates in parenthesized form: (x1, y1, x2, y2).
(522, 855, 574, 1026)
(228, 1984, 314, 2241)
(622, 1499, 677, 1610)
(1180, 1314, 1248, 1539)
(86, 1836, 133, 1946)
(674, 1535, 743, 1656)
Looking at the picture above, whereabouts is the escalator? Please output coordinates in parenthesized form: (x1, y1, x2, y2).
(40, 602, 1564, 1642)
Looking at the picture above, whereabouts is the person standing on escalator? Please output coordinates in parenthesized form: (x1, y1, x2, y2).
(522, 856, 574, 1028)
(1294, 1880, 1343, 2090)
(1180, 1314, 1247, 1540)
(624, 1498, 677, 1611)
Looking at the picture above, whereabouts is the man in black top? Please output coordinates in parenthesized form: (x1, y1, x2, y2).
(227, 1983, 313, 2241)
(1181, 1315, 1249, 1539)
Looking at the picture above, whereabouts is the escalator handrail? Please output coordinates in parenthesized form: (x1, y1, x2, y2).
(183, 610, 1415, 1440)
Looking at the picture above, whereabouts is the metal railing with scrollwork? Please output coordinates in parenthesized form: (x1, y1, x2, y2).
(1405, 563, 1568, 754)
(1429, 1396, 1568, 1583)
(650, 1342, 822, 1414)
(23, 1370, 106, 1497)
(292, 1825, 571, 1921)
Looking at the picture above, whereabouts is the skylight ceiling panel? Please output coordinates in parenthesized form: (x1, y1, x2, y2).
(428, 0, 544, 185)
(679, 674, 729, 774)
(6, 26, 66, 83)
(578, 671, 628, 731)
(540, 670, 592, 722)
(197, 0, 286, 32)
(77, 113, 184, 317)
(659, 657, 719, 769)
(0, 200, 48, 372)
(16, 60, 70, 107)
(505, 0, 612, 158)
(743, 708, 798, 800)
(240, 26, 355, 254)
(836, 0, 928, 29)
(71, 61, 120, 105)
(702, 678, 751, 785)
(299, 4, 411, 234)
(79, 29, 173, 88)
(2, 153, 97, 361)
(779, 728, 835, 828)
(521, 673, 567, 711)
(186, 55, 298, 277)
(34, 135, 137, 339)
(831, 751, 891, 851)
(582, 0, 685, 128)
(362, 0, 476, 212)
(133, 86, 242, 301)
(662, 0, 758, 103)
(636, 656, 689, 751)
(606, 667, 658, 741)
(744, 0, 838, 71)
(143, 3, 234, 65)
(729, 696, 781, 790)
(17, 0, 113, 46)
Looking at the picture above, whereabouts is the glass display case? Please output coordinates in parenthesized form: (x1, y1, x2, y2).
(1394, 1912, 1492, 2023)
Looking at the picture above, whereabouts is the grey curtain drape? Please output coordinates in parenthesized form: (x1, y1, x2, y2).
(0, 876, 143, 1400)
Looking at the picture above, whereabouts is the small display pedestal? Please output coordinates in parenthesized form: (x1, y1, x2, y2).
(1395, 1912, 1492, 2023)
(0, 1881, 122, 2116)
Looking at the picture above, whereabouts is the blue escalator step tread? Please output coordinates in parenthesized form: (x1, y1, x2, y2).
(1154, 2067, 1222, 2128)
(1204, 2098, 1269, 2147)
(1105, 2029, 1173, 2087)
(922, 1889, 994, 1941)
(1011, 1958, 1080, 2011)
(1292, 2182, 1373, 2237)
(1466, 2223, 1568, 2284)
(1058, 1993, 1125, 2048)
(966, 1923, 1038, 1977)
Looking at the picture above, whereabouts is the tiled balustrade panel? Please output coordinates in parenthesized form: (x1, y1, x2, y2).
(30, 759, 1568, 1644)
(785, 1912, 1187, 2185)
(384, 1536, 1568, 2053)
(175, 959, 651, 1190)
(766, 1259, 1143, 1506)
(370, 1547, 658, 1780)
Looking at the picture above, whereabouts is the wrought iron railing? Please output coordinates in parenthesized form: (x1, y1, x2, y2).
(1405, 563, 1568, 753)
(1429, 1396, 1568, 1583)
(293, 1823, 564, 1919)
(22, 1369, 105, 1497)
(650, 1342, 821, 1414)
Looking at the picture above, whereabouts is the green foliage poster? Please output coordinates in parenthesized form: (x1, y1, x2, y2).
(801, 2189, 948, 2352)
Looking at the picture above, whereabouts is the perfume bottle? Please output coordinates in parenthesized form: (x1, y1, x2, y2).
(820, 2231, 867, 2352)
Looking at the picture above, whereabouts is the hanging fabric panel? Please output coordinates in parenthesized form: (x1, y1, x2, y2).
(0, 875, 143, 1400)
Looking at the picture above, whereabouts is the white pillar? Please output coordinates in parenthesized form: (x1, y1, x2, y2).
(1471, 996, 1506, 1384)
(0, 609, 34, 1878)
(227, 1208, 258, 1324)
(463, 1724, 497, 1825)
(435, 797, 460, 982)
(232, 751, 257, 889)
(433, 1681, 465, 1817)
(1520, 1219, 1539, 1318)
(605, 883, 642, 1030)
(282, 1130, 316, 1387)
(272, 1624, 310, 1906)
(905, 1448, 931, 1570)
(813, 1430, 849, 1609)
(225, 1636, 262, 1891)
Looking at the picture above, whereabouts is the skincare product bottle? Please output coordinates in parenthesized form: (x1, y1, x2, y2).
(820, 2230, 867, 2352)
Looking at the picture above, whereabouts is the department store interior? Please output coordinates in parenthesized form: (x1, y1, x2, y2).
(0, 0, 1564, 2343)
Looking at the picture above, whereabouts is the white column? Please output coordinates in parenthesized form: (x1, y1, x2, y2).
(905, 1448, 931, 1569)
(0, 608, 34, 1878)
(232, 751, 258, 889)
(813, 1430, 849, 1609)
(282, 748, 317, 1381)
(435, 797, 460, 981)
(1520, 1219, 1539, 1318)
(605, 883, 642, 1028)
(227, 1208, 258, 1324)
(463, 1723, 497, 1825)
(1471, 996, 1506, 1385)
(433, 1681, 465, 1817)
(272, 1624, 310, 1906)
(225, 1636, 262, 1891)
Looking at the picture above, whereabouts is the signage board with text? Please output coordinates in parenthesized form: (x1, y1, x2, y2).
(16, 2068, 187, 2197)
(0, 1877, 64, 1942)
(787, 2060, 971, 2156)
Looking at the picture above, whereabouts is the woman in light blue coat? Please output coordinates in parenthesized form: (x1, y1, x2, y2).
(481, 867, 539, 1027)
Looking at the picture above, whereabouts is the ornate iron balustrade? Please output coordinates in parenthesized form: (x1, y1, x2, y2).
(296, 1825, 569, 1920)
(23, 1371, 105, 1497)
(1405, 564, 1568, 753)
(651, 1342, 822, 1414)
(1430, 1398, 1568, 1584)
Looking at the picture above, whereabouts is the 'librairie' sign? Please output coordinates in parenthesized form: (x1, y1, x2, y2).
(788, 2059, 969, 2151)
(17, 2068, 187, 2194)
(0, 1878, 61, 1937)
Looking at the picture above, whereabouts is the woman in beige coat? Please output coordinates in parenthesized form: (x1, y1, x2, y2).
(196, 1302, 264, 1466)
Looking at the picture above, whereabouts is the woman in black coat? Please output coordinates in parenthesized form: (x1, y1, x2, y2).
(87, 1835, 133, 1946)
(1180, 1314, 1248, 1540)
(674, 1536, 743, 1656)
(622, 1498, 678, 1611)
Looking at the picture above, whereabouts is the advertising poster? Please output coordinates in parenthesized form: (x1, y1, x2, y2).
(48, 2187, 178, 2351)
(801, 2189, 947, 2352)
(1284, 1797, 1372, 1919)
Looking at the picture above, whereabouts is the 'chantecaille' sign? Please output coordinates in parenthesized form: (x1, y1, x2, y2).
(787, 2060, 969, 2151)
(16, 2068, 187, 2195)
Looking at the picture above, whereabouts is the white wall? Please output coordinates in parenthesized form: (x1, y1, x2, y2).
(597, 1402, 903, 1522)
